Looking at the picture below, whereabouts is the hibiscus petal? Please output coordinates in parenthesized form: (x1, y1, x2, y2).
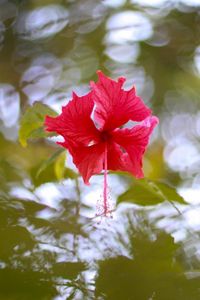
(45, 91, 100, 146)
(111, 116, 159, 178)
(107, 141, 137, 174)
(90, 70, 151, 130)
(58, 140, 105, 185)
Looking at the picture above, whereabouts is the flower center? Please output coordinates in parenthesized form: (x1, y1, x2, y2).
(100, 130, 111, 142)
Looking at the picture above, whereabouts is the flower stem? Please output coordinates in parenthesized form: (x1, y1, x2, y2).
(103, 143, 108, 216)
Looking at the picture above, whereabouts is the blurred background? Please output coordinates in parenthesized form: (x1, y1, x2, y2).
(0, 0, 200, 299)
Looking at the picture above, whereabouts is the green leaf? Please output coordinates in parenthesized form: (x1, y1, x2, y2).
(117, 179, 186, 206)
(64, 167, 78, 180)
(19, 102, 58, 147)
(36, 149, 65, 178)
(34, 149, 77, 185)
(54, 150, 66, 180)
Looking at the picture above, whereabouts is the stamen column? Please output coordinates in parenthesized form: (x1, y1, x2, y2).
(103, 143, 108, 216)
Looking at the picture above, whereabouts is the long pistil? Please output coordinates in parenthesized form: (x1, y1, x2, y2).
(103, 143, 108, 216)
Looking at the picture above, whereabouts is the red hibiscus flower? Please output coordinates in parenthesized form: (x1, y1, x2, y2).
(45, 71, 158, 215)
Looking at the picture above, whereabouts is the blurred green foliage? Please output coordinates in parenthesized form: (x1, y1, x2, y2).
(19, 102, 58, 147)
(95, 230, 200, 300)
(118, 178, 186, 206)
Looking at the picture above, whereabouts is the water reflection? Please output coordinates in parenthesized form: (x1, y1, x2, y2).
(194, 46, 200, 75)
(21, 53, 62, 103)
(105, 11, 153, 44)
(70, 1, 105, 35)
(104, 64, 154, 104)
(181, 0, 200, 6)
(131, 0, 168, 6)
(131, 0, 200, 8)
(103, 0, 126, 7)
(161, 90, 200, 179)
(0, 0, 17, 28)
(21, 65, 55, 103)
(147, 26, 170, 47)
(68, 43, 98, 79)
(0, 22, 5, 50)
(164, 141, 200, 173)
(0, 84, 20, 127)
(105, 43, 140, 63)
(15, 5, 69, 40)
